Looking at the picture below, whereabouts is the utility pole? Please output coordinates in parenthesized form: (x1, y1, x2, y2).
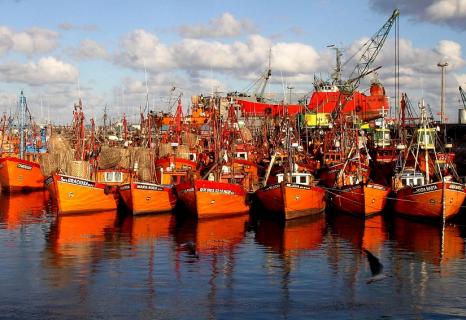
(437, 61, 448, 124)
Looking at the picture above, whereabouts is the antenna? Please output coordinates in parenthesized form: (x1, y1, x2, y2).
(143, 59, 149, 113)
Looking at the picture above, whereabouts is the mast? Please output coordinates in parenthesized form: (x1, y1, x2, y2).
(19, 91, 26, 160)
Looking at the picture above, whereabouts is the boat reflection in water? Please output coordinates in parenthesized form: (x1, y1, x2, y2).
(118, 213, 175, 244)
(392, 216, 464, 266)
(327, 213, 387, 252)
(0, 191, 49, 229)
(255, 214, 326, 255)
(173, 213, 249, 255)
(46, 210, 118, 266)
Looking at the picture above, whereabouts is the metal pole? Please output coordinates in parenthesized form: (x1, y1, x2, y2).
(437, 62, 448, 124)
(19, 91, 26, 160)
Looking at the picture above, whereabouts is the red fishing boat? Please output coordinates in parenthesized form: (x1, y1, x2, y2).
(0, 157, 44, 192)
(176, 179, 249, 219)
(0, 92, 45, 192)
(52, 173, 118, 214)
(330, 182, 390, 218)
(118, 110, 178, 215)
(50, 100, 119, 214)
(254, 107, 326, 220)
(119, 182, 176, 215)
(392, 104, 466, 221)
(255, 172, 326, 220)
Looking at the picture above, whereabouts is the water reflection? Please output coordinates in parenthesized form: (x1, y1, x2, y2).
(255, 214, 326, 255)
(0, 191, 465, 319)
(46, 211, 118, 266)
(0, 191, 49, 229)
(391, 216, 465, 266)
(118, 213, 175, 244)
(327, 213, 387, 252)
(173, 214, 249, 255)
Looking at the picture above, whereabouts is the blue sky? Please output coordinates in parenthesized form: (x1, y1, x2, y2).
(0, 0, 465, 123)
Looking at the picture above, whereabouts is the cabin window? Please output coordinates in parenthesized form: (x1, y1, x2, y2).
(189, 153, 197, 161)
(236, 152, 247, 160)
(292, 176, 297, 183)
(300, 176, 308, 184)
(105, 171, 123, 183)
(180, 175, 185, 183)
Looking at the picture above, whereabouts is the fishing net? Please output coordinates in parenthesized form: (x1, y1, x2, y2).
(181, 132, 199, 148)
(240, 127, 253, 142)
(38, 134, 74, 176)
(98, 147, 131, 169)
(70, 160, 91, 179)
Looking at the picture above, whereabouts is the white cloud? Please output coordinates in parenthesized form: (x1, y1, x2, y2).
(0, 26, 59, 55)
(115, 29, 175, 70)
(425, 0, 466, 20)
(0, 57, 79, 86)
(370, 0, 466, 30)
(178, 12, 256, 38)
(66, 39, 109, 60)
(115, 30, 319, 87)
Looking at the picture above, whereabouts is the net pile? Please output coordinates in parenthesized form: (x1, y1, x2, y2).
(38, 134, 74, 176)
(98, 147, 131, 169)
(240, 127, 253, 142)
(132, 148, 153, 182)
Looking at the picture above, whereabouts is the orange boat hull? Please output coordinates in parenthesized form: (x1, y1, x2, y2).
(255, 182, 326, 220)
(331, 183, 390, 217)
(52, 173, 118, 214)
(176, 180, 249, 218)
(0, 157, 44, 192)
(118, 182, 176, 215)
(394, 181, 466, 220)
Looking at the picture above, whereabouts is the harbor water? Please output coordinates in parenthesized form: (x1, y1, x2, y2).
(0, 191, 465, 319)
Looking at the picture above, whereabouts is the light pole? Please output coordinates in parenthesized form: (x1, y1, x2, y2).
(437, 62, 448, 124)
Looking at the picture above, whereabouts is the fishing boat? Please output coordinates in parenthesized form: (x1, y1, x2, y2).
(392, 102, 466, 221)
(330, 182, 390, 218)
(255, 171, 326, 220)
(118, 110, 177, 215)
(254, 112, 326, 220)
(0, 92, 45, 192)
(175, 99, 250, 218)
(325, 125, 390, 217)
(49, 100, 118, 214)
(176, 179, 249, 219)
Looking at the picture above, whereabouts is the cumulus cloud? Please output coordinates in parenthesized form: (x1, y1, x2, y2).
(177, 12, 256, 38)
(0, 57, 79, 86)
(115, 30, 320, 87)
(66, 39, 109, 60)
(0, 26, 59, 55)
(115, 29, 175, 70)
(369, 0, 466, 30)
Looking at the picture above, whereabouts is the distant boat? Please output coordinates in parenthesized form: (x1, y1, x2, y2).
(0, 92, 45, 192)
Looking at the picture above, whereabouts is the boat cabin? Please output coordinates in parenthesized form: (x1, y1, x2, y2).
(399, 169, 425, 187)
(96, 169, 131, 186)
(277, 172, 312, 185)
(374, 128, 391, 147)
(417, 128, 436, 150)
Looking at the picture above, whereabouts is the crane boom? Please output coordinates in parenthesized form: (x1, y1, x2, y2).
(330, 9, 399, 121)
(346, 9, 399, 93)
(460, 86, 466, 109)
